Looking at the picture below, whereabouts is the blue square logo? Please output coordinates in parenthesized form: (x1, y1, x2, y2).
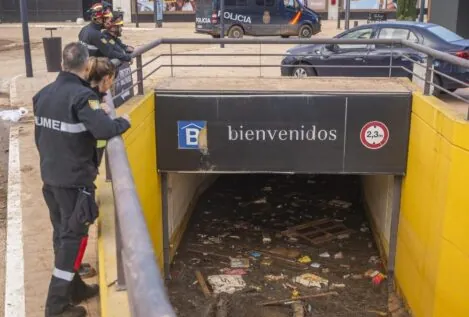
(177, 121, 207, 149)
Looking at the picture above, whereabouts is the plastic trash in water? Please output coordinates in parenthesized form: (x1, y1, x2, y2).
(207, 275, 246, 294)
(0, 107, 28, 122)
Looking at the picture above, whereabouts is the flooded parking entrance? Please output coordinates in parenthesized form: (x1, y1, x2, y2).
(167, 174, 389, 317)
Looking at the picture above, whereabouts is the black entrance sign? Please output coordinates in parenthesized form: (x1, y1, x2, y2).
(155, 92, 412, 175)
(112, 62, 134, 108)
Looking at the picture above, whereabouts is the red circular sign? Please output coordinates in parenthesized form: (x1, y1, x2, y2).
(360, 121, 389, 150)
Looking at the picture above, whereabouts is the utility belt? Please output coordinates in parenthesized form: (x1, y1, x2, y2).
(69, 188, 99, 234)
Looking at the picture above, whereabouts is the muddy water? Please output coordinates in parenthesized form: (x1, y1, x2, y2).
(167, 174, 388, 317)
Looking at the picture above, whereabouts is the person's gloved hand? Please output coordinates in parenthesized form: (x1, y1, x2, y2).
(126, 46, 135, 53)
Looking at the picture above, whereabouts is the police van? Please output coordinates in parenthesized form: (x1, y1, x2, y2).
(195, 0, 321, 38)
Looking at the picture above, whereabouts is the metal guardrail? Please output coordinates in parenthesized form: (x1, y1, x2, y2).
(105, 37, 469, 317)
(104, 79, 176, 317)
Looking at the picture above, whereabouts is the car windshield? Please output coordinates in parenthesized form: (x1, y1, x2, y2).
(427, 25, 463, 42)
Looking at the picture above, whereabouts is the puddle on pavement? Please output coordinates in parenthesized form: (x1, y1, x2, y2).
(167, 174, 388, 317)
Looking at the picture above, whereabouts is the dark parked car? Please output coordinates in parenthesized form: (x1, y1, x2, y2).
(280, 22, 469, 93)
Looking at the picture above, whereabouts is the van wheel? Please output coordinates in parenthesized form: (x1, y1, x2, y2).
(292, 65, 316, 78)
(228, 25, 244, 39)
(298, 25, 313, 38)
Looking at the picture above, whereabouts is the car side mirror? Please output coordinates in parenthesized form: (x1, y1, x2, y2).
(325, 44, 337, 52)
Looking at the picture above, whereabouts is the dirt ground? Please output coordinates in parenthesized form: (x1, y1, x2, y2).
(167, 174, 390, 317)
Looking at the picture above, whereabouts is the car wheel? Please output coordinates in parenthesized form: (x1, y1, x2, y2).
(298, 25, 313, 39)
(228, 25, 244, 39)
(292, 65, 316, 78)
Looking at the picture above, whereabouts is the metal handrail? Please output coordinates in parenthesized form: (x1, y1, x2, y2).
(104, 60, 176, 317)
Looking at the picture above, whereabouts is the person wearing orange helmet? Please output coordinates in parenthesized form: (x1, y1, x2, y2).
(78, 2, 131, 62)
(102, 11, 135, 55)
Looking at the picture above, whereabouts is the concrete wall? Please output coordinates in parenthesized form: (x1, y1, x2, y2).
(167, 173, 217, 257)
(395, 92, 469, 317)
(361, 175, 394, 259)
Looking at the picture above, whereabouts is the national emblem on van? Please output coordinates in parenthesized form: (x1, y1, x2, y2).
(263, 11, 271, 24)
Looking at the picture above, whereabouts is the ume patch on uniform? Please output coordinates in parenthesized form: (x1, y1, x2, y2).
(88, 100, 100, 110)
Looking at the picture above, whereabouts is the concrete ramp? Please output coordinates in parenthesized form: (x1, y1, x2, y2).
(155, 77, 412, 174)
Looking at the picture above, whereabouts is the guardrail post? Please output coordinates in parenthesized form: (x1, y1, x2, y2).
(170, 44, 174, 77)
(424, 55, 434, 96)
(388, 42, 394, 77)
(115, 207, 127, 290)
(105, 150, 112, 182)
(136, 55, 144, 95)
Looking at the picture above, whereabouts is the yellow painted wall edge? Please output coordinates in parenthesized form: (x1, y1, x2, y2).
(97, 91, 159, 317)
(396, 92, 469, 317)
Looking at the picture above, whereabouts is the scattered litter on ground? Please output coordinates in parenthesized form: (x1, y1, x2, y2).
(369, 255, 380, 264)
(250, 251, 261, 258)
(319, 252, 330, 258)
(195, 271, 212, 298)
(331, 283, 346, 289)
(298, 256, 312, 264)
(268, 247, 300, 259)
(189, 258, 201, 265)
(220, 268, 248, 275)
(207, 275, 246, 294)
(281, 218, 353, 245)
(293, 273, 328, 288)
(230, 257, 249, 268)
(365, 270, 387, 285)
(265, 274, 287, 281)
(0, 107, 28, 122)
(328, 199, 352, 209)
(258, 292, 338, 306)
(167, 175, 388, 316)
(334, 252, 344, 259)
(338, 233, 350, 239)
(261, 258, 273, 266)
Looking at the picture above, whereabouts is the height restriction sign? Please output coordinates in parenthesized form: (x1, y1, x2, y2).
(360, 121, 390, 150)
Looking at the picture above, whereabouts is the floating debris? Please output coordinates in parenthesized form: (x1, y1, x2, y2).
(319, 252, 330, 258)
(207, 275, 246, 294)
(328, 199, 352, 209)
(331, 283, 346, 289)
(265, 274, 287, 281)
(369, 256, 380, 264)
(310, 262, 321, 268)
(230, 258, 250, 268)
(250, 251, 262, 258)
(220, 268, 248, 275)
(293, 273, 328, 288)
(262, 233, 272, 244)
(269, 247, 301, 259)
(334, 252, 344, 259)
(298, 256, 312, 264)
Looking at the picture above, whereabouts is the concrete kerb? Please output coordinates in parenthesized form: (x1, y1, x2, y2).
(4, 125, 26, 317)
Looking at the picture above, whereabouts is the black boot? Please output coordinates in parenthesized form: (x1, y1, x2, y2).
(45, 305, 86, 317)
(71, 284, 100, 305)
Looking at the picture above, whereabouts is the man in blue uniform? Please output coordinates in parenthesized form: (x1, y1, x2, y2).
(34, 42, 131, 317)
(78, 3, 131, 62)
(102, 11, 135, 55)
